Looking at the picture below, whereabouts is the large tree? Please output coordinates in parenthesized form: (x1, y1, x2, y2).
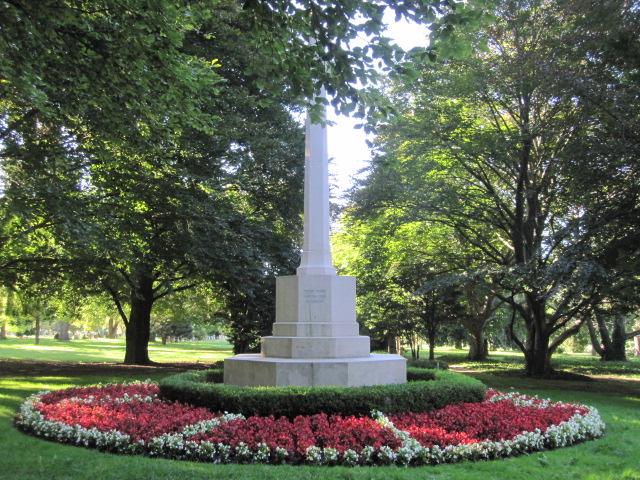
(68, 10, 305, 365)
(0, 0, 488, 364)
(333, 210, 481, 359)
(2, 4, 306, 364)
(352, 0, 639, 375)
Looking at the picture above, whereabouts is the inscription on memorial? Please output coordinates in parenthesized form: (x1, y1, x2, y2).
(303, 289, 327, 304)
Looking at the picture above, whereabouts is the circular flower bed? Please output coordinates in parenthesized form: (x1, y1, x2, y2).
(14, 381, 605, 467)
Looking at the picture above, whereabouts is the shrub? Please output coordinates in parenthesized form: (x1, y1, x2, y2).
(203, 367, 438, 384)
(406, 359, 449, 370)
(158, 370, 485, 418)
(406, 368, 437, 381)
(204, 369, 224, 383)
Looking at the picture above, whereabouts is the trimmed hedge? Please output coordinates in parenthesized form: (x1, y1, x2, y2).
(407, 359, 449, 370)
(158, 369, 485, 418)
(406, 367, 437, 381)
(195, 367, 436, 384)
(204, 369, 224, 383)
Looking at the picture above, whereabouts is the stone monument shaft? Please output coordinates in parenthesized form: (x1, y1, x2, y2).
(298, 102, 336, 276)
(223, 92, 406, 387)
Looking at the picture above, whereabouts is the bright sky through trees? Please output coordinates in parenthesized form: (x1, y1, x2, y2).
(327, 15, 427, 200)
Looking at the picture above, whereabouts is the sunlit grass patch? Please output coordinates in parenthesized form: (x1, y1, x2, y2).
(0, 337, 234, 363)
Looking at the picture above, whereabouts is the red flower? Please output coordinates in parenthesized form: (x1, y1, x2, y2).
(27, 383, 593, 457)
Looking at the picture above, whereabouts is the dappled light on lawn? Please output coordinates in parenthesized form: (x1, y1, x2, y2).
(0, 338, 234, 364)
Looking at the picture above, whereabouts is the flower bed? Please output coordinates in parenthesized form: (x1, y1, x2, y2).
(14, 381, 605, 467)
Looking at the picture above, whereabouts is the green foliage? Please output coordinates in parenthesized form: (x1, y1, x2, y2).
(158, 369, 485, 417)
(343, 0, 640, 376)
(0, 0, 491, 363)
(0, 1, 222, 212)
(406, 368, 437, 381)
(240, 0, 489, 121)
(1, 3, 308, 364)
(204, 368, 225, 384)
(407, 359, 449, 370)
(204, 366, 441, 383)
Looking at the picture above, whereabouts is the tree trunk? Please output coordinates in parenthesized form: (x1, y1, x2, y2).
(427, 326, 436, 361)
(466, 321, 488, 361)
(35, 315, 40, 345)
(592, 314, 627, 362)
(586, 317, 604, 357)
(386, 336, 397, 354)
(57, 321, 70, 341)
(107, 318, 119, 339)
(604, 315, 627, 362)
(123, 275, 155, 365)
(522, 297, 553, 376)
(124, 297, 153, 364)
(395, 336, 403, 356)
(407, 334, 418, 360)
(525, 329, 552, 375)
(634, 334, 640, 357)
(0, 322, 6, 340)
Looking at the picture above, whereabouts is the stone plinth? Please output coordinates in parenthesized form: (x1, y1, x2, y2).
(224, 274, 406, 387)
(224, 354, 407, 387)
(261, 275, 370, 359)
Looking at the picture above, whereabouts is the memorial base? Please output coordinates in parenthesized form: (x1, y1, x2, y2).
(224, 353, 407, 387)
(223, 273, 407, 387)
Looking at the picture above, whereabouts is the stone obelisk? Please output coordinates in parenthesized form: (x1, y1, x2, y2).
(224, 93, 406, 387)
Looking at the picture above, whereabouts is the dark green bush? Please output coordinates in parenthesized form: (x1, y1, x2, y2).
(204, 367, 436, 384)
(204, 369, 224, 383)
(406, 367, 437, 381)
(159, 369, 485, 418)
(406, 359, 449, 370)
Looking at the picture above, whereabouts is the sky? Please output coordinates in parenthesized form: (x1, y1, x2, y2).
(326, 16, 429, 202)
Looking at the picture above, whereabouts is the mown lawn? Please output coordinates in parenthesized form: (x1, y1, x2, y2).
(0, 341, 639, 479)
(0, 336, 233, 364)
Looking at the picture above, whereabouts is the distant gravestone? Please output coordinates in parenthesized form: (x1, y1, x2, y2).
(224, 91, 406, 387)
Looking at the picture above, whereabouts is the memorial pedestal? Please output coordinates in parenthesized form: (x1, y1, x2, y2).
(223, 91, 405, 387)
(224, 275, 406, 387)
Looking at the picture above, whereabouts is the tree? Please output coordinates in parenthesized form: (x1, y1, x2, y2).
(333, 209, 468, 359)
(2, 5, 305, 365)
(0, 0, 488, 364)
(152, 287, 224, 345)
(238, 0, 489, 120)
(336, 156, 503, 361)
(356, 0, 639, 375)
(586, 308, 640, 362)
(0, 1, 224, 347)
(0, 286, 17, 339)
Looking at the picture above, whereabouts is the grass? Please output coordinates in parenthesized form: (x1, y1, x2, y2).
(1, 341, 639, 479)
(0, 336, 234, 363)
(419, 348, 640, 378)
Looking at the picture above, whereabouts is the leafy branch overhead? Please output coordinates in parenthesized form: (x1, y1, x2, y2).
(239, 0, 491, 121)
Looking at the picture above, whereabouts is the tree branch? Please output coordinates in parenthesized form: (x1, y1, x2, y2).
(549, 317, 586, 354)
(586, 317, 604, 356)
(106, 286, 128, 326)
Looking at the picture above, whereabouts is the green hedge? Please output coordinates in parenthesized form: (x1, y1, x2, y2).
(406, 359, 449, 370)
(194, 367, 437, 384)
(158, 370, 485, 418)
(406, 367, 437, 381)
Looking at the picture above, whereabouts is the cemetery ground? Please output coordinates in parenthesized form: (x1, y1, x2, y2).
(0, 338, 638, 480)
